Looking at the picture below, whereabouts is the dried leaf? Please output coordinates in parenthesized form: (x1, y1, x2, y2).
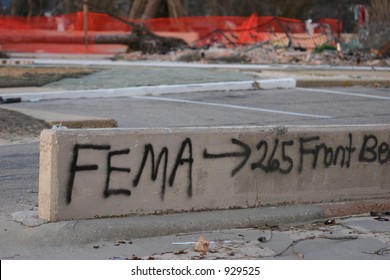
(295, 252, 305, 259)
(195, 235, 210, 255)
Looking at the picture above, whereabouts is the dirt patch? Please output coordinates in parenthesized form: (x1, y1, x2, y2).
(0, 66, 98, 144)
(0, 66, 97, 88)
(0, 107, 49, 145)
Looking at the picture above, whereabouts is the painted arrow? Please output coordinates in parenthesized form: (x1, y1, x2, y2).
(203, 138, 251, 176)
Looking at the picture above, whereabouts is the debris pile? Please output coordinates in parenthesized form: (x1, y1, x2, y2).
(115, 40, 390, 66)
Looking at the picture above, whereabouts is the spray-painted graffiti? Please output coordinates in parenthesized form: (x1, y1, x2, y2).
(65, 133, 389, 204)
(359, 135, 390, 164)
(132, 138, 193, 199)
(66, 139, 193, 204)
(203, 139, 251, 176)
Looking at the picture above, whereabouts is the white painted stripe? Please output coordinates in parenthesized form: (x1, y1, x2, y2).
(298, 87, 390, 100)
(132, 96, 332, 119)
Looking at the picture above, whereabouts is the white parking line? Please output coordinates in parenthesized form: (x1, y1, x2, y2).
(298, 87, 390, 100)
(132, 96, 332, 119)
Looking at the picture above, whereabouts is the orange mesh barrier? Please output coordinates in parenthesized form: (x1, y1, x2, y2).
(0, 12, 341, 54)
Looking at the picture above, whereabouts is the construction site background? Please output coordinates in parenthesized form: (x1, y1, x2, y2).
(0, 0, 389, 65)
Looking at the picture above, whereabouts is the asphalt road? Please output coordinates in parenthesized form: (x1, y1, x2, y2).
(1, 86, 390, 262)
(0, 142, 39, 218)
(4, 86, 390, 127)
(1, 86, 390, 218)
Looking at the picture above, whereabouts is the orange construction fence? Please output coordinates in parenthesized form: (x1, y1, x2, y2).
(0, 12, 342, 54)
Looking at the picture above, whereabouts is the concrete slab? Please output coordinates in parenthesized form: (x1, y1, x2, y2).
(38, 125, 390, 221)
(1, 78, 297, 102)
(5, 107, 117, 128)
(2, 210, 389, 260)
(278, 236, 388, 260)
(341, 217, 390, 233)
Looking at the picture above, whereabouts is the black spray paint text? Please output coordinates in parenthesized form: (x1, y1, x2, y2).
(65, 134, 389, 204)
(66, 138, 193, 204)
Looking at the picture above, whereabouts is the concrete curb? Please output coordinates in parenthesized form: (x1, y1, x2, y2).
(297, 79, 390, 88)
(0, 77, 387, 105)
(4, 205, 324, 247)
(5, 199, 390, 247)
(1, 78, 297, 102)
(255, 78, 297, 90)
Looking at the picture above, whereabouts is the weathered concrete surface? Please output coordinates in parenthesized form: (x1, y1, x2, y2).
(38, 125, 390, 221)
(5, 107, 118, 128)
(2, 205, 390, 260)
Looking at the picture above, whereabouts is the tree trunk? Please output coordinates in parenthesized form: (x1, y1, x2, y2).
(142, 0, 162, 19)
(129, 0, 187, 19)
(129, 0, 148, 18)
(11, 0, 26, 16)
(167, 0, 187, 18)
(81, 1, 189, 54)
(27, 0, 33, 17)
(94, 24, 188, 54)
(0, 26, 188, 55)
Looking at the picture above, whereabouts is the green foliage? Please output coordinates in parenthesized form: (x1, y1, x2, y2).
(313, 43, 337, 53)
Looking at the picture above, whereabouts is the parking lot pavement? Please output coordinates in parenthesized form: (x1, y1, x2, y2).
(0, 64, 389, 261)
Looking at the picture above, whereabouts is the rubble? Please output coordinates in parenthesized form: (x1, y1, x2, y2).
(115, 40, 390, 66)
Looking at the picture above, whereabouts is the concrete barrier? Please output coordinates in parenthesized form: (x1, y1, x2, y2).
(1, 79, 296, 103)
(38, 125, 390, 221)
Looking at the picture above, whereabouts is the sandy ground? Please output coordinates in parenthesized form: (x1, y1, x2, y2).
(0, 66, 97, 144)
(0, 107, 49, 145)
(0, 66, 96, 88)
